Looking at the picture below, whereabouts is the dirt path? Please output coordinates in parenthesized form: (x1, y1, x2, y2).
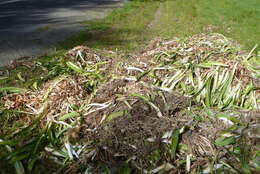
(0, 0, 126, 67)
(147, 2, 163, 29)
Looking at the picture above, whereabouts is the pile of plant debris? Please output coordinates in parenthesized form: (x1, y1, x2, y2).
(0, 33, 259, 174)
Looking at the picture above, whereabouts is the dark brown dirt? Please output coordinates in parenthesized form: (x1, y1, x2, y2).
(93, 79, 129, 103)
(94, 100, 174, 168)
(78, 92, 193, 171)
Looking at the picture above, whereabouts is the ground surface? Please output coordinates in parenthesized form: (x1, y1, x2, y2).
(0, 1, 259, 173)
(0, 0, 125, 66)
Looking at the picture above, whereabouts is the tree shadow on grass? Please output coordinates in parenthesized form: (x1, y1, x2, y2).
(59, 24, 152, 53)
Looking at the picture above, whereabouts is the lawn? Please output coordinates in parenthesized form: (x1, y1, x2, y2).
(60, 0, 260, 52)
(152, 0, 260, 51)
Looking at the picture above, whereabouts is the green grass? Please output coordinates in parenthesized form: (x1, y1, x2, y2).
(61, 0, 260, 52)
(151, 0, 260, 51)
(59, 1, 160, 51)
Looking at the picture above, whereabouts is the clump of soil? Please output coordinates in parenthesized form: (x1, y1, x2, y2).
(94, 99, 174, 169)
(92, 79, 129, 103)
(78, 89, 194, 171)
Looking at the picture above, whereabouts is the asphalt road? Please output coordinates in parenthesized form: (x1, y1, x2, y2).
(0, 0, 124, 66)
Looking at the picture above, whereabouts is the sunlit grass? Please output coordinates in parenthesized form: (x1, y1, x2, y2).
(61, 0, 260, 52)
(149, 0, 260, 51)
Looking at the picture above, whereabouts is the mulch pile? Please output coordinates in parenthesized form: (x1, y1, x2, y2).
(1, 33, 259, 173)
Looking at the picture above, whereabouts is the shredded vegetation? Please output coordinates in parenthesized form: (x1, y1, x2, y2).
(0, 33, 259, 174)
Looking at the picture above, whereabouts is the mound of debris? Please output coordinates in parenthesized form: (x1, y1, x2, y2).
(1, 34, 259, 174)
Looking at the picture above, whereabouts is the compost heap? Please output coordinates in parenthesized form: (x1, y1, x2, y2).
(1, 33, 259, 173)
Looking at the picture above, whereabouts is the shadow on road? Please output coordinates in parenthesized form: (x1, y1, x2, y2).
(0, 0, 124, 66)
(0, 0, 121, 32)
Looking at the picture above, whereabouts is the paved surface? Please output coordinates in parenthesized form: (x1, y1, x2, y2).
(0, 0, 125, 66)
